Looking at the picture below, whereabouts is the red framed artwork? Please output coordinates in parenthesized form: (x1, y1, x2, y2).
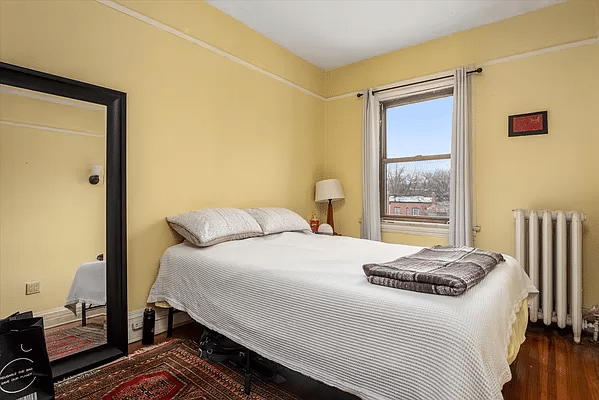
(508, 111, 548, 137)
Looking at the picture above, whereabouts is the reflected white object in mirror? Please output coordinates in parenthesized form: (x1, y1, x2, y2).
(90, 165, 102, 185)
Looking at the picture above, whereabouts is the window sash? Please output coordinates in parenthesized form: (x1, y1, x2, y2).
(380, 90, 453, 223)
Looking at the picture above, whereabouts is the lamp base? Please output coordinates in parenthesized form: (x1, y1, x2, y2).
(327, 199, 334, 233)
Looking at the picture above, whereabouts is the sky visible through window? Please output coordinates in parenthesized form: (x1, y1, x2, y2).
(386, 95, 453, 160)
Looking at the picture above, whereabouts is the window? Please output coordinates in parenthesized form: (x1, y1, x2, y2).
(380, 86, 453, 223)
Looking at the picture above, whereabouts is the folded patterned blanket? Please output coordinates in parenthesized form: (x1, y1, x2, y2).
(363, 245, 505, 296)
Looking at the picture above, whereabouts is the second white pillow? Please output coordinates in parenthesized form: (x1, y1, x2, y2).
(244, 207, 311, 235)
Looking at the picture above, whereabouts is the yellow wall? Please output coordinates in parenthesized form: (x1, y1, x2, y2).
(0, 0, 325, 313)
(325, 0, 599, 307)
(473, 44, 599, 295)
(0, 91, 106, 315)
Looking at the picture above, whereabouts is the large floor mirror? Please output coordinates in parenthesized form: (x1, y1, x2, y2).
(0, 62, 127, 381)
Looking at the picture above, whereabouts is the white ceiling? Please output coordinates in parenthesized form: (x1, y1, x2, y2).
(206, 0, 564, 70)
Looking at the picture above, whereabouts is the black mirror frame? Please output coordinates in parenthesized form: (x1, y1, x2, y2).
(0, 62, 128, 380)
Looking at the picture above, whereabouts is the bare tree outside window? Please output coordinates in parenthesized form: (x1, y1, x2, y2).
(386, 162, 450, 202)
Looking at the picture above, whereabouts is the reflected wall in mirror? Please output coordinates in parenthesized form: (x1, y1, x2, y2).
(0, 85, 108, 361)
(0, 62, 127, 381)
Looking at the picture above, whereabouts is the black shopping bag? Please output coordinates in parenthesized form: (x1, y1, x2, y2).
(0, 312, 55, 400)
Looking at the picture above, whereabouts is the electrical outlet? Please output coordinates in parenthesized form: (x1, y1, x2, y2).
(132, 320, 143, 330)
(25, 281, 40, 295)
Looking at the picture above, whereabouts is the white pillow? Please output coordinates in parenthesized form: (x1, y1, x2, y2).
(244, 207, 311, 235)
(166, 208, 263, 247)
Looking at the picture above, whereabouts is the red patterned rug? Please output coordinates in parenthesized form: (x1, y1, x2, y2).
(45, 321, 107, 361)
(54, 339, 301, 400)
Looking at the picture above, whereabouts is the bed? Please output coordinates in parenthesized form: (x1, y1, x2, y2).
(65, 260, 106, 325)
(148, 207, 536, 400)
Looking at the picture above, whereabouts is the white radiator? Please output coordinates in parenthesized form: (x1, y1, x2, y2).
(513, 209, 585, 343)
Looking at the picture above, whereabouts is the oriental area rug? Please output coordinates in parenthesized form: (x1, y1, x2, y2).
(54, 339, 302, 400)
(45, 321, 107, 361)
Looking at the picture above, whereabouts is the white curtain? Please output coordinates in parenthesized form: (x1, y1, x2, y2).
(449, 67, 473, 246)
(361, 89, 381, 241)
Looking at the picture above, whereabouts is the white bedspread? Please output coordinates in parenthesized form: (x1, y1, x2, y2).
(65, 260, 106, 314)
(147, 232, 535, 400)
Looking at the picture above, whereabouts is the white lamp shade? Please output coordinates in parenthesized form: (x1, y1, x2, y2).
(315, 179, 345, 203)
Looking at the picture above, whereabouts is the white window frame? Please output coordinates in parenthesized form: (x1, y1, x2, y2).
(375, 76, 454, 237)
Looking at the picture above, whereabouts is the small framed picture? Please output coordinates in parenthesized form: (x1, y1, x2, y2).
(508, 111, 548, 137)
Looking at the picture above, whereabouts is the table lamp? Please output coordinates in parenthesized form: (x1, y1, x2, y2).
(315, 179, 345, 233)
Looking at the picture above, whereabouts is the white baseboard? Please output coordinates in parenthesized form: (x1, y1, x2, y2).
(35, 305, 105, 329)
(127, 307, 193, 344)
(34, 305, 193, 343)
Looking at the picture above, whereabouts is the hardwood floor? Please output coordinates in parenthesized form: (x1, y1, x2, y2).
(503, 323, 599, 400)
(130, 321, 599, 400)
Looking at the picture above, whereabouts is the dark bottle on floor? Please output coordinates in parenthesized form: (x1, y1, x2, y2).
(142, 307, 155, 345)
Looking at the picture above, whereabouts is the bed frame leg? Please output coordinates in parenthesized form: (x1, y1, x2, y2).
(167, 307, 174, 338)
(244, 350, 252, 395)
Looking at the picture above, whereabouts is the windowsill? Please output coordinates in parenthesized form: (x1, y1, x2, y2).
(381, 219, 449, 237)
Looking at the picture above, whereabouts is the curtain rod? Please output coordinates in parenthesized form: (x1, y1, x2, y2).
(356, 67, 482, 98)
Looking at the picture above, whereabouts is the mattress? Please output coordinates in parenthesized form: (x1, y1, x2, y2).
(64, 260, 106, 314)
(148, 232, 536, 400)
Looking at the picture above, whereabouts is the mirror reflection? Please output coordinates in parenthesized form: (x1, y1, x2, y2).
(0, 84, 107, 361)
